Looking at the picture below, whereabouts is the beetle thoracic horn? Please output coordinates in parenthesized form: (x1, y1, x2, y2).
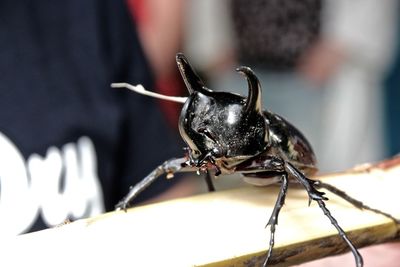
(236, 66, 262, 114)
(176, 53, 209, 94)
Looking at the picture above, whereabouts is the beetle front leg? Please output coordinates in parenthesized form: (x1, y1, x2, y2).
(285, 162, 363, 267)
(115, 157, 192, 211)
(204, 170, 216, 192)
(263, 173, 289, 267)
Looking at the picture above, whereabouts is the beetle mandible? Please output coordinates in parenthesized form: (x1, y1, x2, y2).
(112, 53, 398, 267)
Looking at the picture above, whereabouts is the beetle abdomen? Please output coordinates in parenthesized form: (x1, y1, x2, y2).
(264, 111, 317, 174)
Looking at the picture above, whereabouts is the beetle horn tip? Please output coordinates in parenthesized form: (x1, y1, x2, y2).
(176, 52, 185, 60)
(236, 66, 254, 75)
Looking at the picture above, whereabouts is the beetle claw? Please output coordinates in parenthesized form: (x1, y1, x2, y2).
(115, 200, 129, 212)
(308, 189, 328, 206)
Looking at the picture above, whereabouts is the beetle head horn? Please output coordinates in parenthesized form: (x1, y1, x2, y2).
(236, 66, 262, 114)
(176, 53, 210, 94)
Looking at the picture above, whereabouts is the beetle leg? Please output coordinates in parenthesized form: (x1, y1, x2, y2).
(204, 170, 216, 192)
(315, 180, 400, 224)
(115, 157, 194, 211)
(263, 173, 289, 267)
(285, 162, 327, 205)
(286, 162, 363, 267)
(315, 199, 363, 267)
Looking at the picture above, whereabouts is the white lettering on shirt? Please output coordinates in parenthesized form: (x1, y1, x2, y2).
(0, 133, 104, 236)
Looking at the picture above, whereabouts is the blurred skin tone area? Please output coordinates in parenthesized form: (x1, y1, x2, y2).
(127, 0, 187, 126)
(298, 39, 347, 87)
(128, 0, 185, 81)
(299, 242, 400, 267)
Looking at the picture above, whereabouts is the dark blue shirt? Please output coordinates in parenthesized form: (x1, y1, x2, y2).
(0, 0, 182, 234)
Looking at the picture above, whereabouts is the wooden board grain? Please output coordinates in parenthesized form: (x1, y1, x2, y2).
(1, 157, 400, 267)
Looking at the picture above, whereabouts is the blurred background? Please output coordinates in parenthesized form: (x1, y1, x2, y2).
(128, 0, 400, 172)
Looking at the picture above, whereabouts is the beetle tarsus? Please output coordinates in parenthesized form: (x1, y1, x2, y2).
(263, 174, 289, 267)
(204, 170, 216, 192)
(316, 199, 364, 267)
(115, 199, 130, 212)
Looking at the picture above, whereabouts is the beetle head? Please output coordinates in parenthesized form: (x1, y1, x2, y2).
(176, 53, 268, 166)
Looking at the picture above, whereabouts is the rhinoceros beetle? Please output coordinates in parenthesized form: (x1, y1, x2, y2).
(112, 53, 398, 267)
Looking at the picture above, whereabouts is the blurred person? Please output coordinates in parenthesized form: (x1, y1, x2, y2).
(190, 0, 398, 173)
(0, 0, 191, 236)
(184, 0, 236, 79)
(201, 0, 326, 178)
(299, 0, 399, 172)
(299, 1, 400, 266)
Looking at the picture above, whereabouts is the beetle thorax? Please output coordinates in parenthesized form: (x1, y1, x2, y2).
(179, 91, 267, 168)
(175, 54, 269, 170)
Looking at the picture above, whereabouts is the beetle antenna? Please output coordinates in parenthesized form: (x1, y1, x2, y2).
(111, 83, 187, 103)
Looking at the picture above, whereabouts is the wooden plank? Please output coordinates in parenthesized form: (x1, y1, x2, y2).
(2, 157, 400, 267)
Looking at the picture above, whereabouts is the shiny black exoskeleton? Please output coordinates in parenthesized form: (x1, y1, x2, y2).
(177, 54, 317, 180)
(115, 53, 398, 267)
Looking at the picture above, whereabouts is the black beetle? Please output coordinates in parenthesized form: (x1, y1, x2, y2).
(112, 53, 398, 267)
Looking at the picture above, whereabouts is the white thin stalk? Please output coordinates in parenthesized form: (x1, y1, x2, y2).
(111, 83, 187, 103)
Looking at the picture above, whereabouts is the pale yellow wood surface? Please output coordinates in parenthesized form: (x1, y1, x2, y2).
(1, 158, 400, 267)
